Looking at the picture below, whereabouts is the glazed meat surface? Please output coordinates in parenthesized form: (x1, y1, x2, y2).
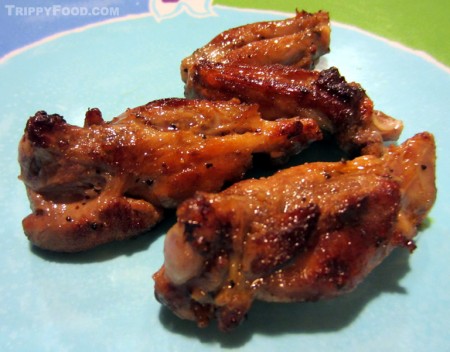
(153, 132, 436, 331)
(185, 62, 403, 156)
(18, 98, 321, 252)
(181, 10, 330, 82)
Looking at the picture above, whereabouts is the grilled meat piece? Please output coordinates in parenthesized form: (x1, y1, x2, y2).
(18, 98, 321, 252)
(185, 62, 403, 156)
(154, 132, 436, 331)
(181, 10, 330, 82)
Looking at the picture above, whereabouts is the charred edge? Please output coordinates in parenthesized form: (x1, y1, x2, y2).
(145, 97, 190, 109)
(316, 67, 364, 105)
(279, 120, 303, 139)
(251, 203, 320, 275)
(84, 108, 104, 127)
(184, 220, 201, 243)
(181, 196, 216, 254)
(217, 305, 248, 332)
(335, 196, 369, 229)
(25, 111, 66, 148)
(182, 195, 234, 256)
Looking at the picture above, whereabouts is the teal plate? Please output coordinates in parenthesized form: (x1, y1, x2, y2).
(0, 6, 449, 351)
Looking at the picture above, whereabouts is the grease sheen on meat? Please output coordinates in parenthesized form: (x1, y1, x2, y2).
(18, 98, 321, 252)
(185, 62, 403, 156)
(153, 132, 436, 331)
(181, 10, 330, 82)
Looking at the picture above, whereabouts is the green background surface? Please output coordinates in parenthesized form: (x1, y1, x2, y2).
(214, 0, 450, 67)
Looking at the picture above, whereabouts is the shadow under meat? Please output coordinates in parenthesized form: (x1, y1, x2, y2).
(158, 247, 411, 348)
(30, 211, 176, 264)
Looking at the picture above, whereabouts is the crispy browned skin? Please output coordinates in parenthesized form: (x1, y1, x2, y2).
(18, 98, 321, 252)
(181, 10, 330, 82)
(153, 132, 436, 331)
(185, 62, 403, 156)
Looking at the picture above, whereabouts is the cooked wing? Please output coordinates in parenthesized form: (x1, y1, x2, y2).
(181, 10, 330, 82)
(185, 62, 403, 156)
(18, 98, 321, 252)
(153, 132, 436, 331)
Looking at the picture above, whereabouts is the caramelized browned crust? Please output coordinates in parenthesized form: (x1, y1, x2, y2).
(153, 132, 436, 331)
(181, 10, 330, 82)
(18, 99, 321, 252)
(185, 62, 403, 156)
